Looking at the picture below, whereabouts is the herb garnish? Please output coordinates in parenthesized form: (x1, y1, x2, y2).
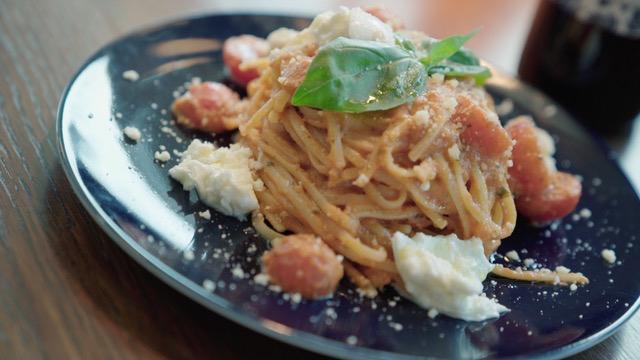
(291, 37, 425, 113)
(291, 30, 491, 113)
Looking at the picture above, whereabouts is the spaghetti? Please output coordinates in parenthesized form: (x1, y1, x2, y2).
(169, 7, 586, 307)
(237, 44, 519, 292)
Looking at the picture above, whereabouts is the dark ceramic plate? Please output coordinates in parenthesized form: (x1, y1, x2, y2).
(57, 13, 640, 359)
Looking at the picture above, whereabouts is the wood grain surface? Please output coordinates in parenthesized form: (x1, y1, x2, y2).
(0, 0, 638, 359)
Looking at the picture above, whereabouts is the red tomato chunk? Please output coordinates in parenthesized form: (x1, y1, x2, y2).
(452, 96, 513, 158)
(505, 116, 582, 222)
(262, 234, 344, 299)
(171, 82, 243, 133)
(222, 35, 270, 85)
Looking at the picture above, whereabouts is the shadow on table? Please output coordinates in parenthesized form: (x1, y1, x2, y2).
(44, 162, 329, 359)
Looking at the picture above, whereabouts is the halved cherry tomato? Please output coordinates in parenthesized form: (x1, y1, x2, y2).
(222, 35, 269, 85)
(262, 234, 344, 299)
(171, 82, 242, 133)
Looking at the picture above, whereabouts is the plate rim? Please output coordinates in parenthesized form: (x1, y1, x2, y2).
(55, 12, 640, 360)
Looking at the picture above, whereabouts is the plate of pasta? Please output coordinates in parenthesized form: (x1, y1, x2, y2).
(57, 7, 640, 359)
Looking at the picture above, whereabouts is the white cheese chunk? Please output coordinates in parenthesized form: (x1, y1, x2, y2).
(272, 7, 395, 47)
(169, 139, 258, 219)
(392, 232, 509, 321)
(347, 7, 395, 44)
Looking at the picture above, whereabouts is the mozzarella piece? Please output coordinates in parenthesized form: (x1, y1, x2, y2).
(347, 7, 395, 44)
(169, 139, 258, 219)
(268, 7, 395, 48)
(392, 232, 509, 321)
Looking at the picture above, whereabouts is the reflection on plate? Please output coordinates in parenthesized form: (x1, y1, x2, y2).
(57, 14, 640, 359)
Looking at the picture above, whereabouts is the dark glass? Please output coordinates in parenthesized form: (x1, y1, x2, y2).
(519, 0, 640, 134)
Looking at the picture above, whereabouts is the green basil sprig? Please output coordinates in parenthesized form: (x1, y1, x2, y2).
(419, 30, 477, 65)
(428, 64, 491, 85)
(291, 37, 426, 113)
(420, 31, 491, 85)
(447, 47, 481, 66)
(291, 31, 491, 113)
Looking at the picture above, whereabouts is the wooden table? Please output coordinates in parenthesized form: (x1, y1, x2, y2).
(1, 0, 639, 358)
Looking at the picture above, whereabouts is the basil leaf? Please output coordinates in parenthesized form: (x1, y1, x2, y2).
(395, 35, 417, 55)
(291, 37, 426, 113)
(448, 48, 480, 66)
(428, 63, 492, 85)
(419, 29, 478, 66)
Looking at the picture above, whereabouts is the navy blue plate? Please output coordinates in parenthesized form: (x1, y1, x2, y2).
(57, 14, 640, 359)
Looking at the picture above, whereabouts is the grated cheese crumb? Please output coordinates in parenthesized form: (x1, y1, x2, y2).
(428, 308, 439, 319)
(346, 335, 358, 345)
(123, 126, 141, 141)
(183, 250, 195, 261)
(231, 265, 245, 279)
(505, 250, 521, 262)
(555, 266, 571, 274)
(291, 293, 302, 304)
(203, 279, 216, 292)
(198, 210, 211, 220)
(523, 258, 535, 267)
(154, 150, 171, 162)
(254, 273, 270, 286)
(579, 208, 592, 219)
(353, 174, 370, 187)
(325, 308, 337, 319)
(122, 70, 140, 81)
(570, 283, 578, 291)
(601, 249, 616, 264)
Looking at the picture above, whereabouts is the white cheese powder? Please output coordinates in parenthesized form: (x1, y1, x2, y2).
(169, 139, 259, 219)
(391, 232, 509, 321)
